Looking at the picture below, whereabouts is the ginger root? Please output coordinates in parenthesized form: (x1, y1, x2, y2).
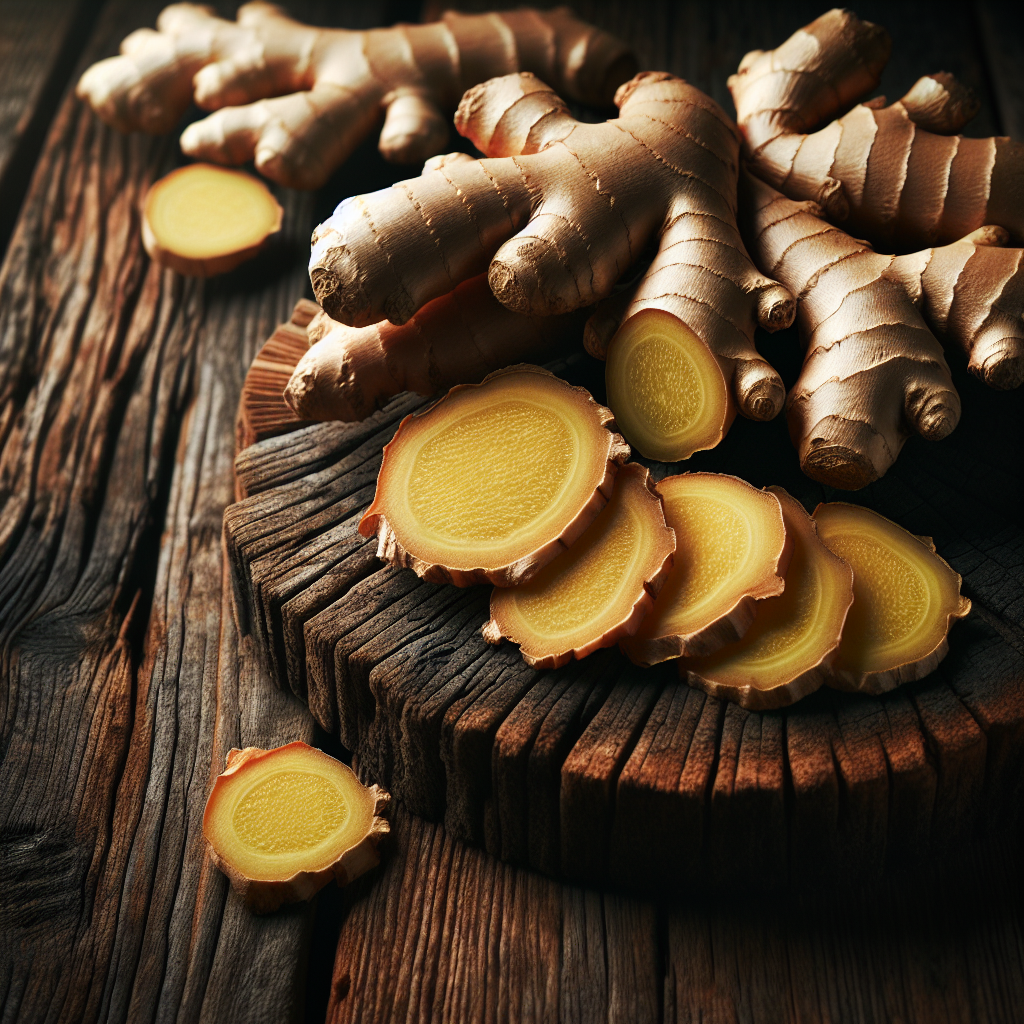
(143, 163, 282, 276)
(359, 366, 629, 588)
(682, 487, 853, 710)
(483, 463, 675, 669)
(309, 71, 795, 453)
(813, 503, 971, 693)
(729, 8, 1024, 249)
(203, 742, 389, 913)
(285, 271, 582, 423)
(621, 473, 791, 666)
(77, 3, 635, 190)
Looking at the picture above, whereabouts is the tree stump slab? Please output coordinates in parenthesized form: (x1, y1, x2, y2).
(226, 312, 1023, 893)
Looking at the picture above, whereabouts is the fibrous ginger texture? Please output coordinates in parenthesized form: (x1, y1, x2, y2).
(143, 163, 282, 276)
(621, 473, 790, 666)
(358, 366, 629, 587)
(285, 269, 582, 422)
(813, 503, 970, 694)
(309, 71, 795, 437)
(742, 171, 962, 489)
(77, 3, 635, 189)
(729, 8, 1024, 250)
(203, 742, 389, 913)
(682, 487, 853, 710)
(483, 463, 675, 669)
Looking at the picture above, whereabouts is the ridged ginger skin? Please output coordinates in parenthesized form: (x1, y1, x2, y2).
(286, 269, 582, 422)
(729, 8, 1024, 249)
(310, 71, 796, 428)
(742, 171, 966, 490)
(76, 2, 636, 189)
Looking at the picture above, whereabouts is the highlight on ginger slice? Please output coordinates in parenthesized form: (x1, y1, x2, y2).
(621, 473, 791, 665)
(681, 487, 854, 709)
(604, 309, 733, 461)
(813, 502, 971, 693)
(203, 742, 389, 914)
(142, 163, 283, 276)
(359, 365, 630, 587)
(483, 462, 675, 669)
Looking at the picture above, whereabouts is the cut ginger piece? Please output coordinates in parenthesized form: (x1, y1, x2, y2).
(203, 742, 389, 914)
(813, 502, 971, 693)
(621, 473, 791, 665)
(604, 309, 734, 461)
(143, 163, 282, 276)
(483, 463, 675, 668)
(681, 487, 854, 709)
(359, 365, 629, 587)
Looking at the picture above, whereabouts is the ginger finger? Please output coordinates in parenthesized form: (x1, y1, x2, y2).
(77, 3, 636, 190)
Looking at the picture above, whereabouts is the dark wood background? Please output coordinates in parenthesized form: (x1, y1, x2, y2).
(0, 2, 1020, 1023)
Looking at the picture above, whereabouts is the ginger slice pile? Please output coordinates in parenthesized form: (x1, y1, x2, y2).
(483, 463, 675, 669)
(813, 503, 971, 693)
(286, 270, 581, 422)
(203, 742, 389, 913)
(78, 3, 634, 189)
(622, 473, 790, 666)
(604, 310, 733, 462)
(359, 366, 629, 587)
(682, 488, 854, 709)
(143, 163, 282, 276)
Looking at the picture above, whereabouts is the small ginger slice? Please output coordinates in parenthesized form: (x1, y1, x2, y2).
(604, 309, 734, 461)
(359, 366, 629, 587)
(622, 473, 791, 665)
(142, 163, 282, 276)
(203, 742, 389, 914)
(813, 503, 971, 693)
(681, 487, 854, 709)
(483, 463, 675, 668)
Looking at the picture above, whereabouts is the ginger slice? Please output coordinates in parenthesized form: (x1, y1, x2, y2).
(359, 366, 630, 587)
(621, 473, 791, 665)
(813, 503, 971, 693)
(604, 309, 734, 461)
(142, 164, 282, 276)
(681, 487, 854, 709)
(203, 742, 389, 914)
(483, 463, 675, 669)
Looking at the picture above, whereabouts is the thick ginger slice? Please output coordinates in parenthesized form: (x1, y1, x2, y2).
(143, 163, 282, 276)
(682, 487, 853, 710)
(203, 742, 389, 913)
(621, 473, 791, 666)
(742, 171, 964, 488)
(813, 503, 970, 693)
(286, 269, 581, 422)
(309, 72, 795, 441)
(76, 3, 635, 190)
(483, 463, 675, 669)
(729, 8, 1024, 249)
(358, 366, 629, 587)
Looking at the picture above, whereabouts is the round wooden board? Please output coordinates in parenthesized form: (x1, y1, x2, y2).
(225, 304, 1023, 894)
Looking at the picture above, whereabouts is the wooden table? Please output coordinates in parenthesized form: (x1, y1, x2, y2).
(1, 2, 1020, 1022)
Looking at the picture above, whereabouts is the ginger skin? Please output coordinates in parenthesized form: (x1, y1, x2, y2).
(310, 72, 795, 429)
(77, 3, 635, 190)
(729, 8, 1024, 249)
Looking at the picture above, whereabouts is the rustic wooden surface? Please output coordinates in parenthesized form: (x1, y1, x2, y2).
(2, 2, 1022, 1024)
(227, 0, 1024, 894)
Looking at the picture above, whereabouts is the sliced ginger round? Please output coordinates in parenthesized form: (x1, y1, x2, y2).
(813, 502, 971, 693)
(682, 487, 854, 709)
(483, 462, 675, 669)
(143, 163, 283, 276)
(203, 742, 389, 913)
(621, 473, 790, 665)
(359, 365, 630, 586)
(605, 309, 733, 461)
